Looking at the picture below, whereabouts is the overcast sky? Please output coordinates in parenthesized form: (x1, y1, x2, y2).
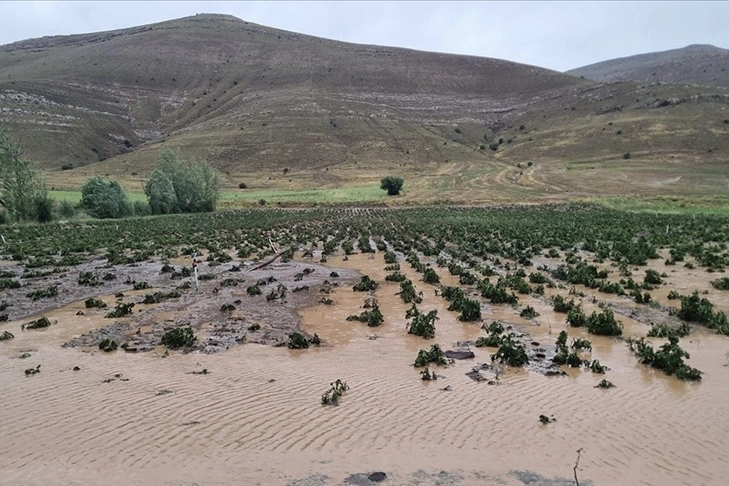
(0, 1, 727, 72)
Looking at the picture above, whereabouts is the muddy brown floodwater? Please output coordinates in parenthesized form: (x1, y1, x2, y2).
(1, 252, 729, 485)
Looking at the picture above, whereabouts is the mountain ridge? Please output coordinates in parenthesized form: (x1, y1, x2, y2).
(1, 14, 728, 204)
(567, 44, 729, 88)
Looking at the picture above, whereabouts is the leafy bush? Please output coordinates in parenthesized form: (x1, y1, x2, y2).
(485, 321, 505, 335)
(422, 267, 440, 284)
(475, 333, 503, 347)
(105, 302, 135, 318)
(647, 322, 690, 339)
(353, 275, 378, 292)
(0, 279, 21, 291)
(133, 200, 151, 217)
(458, 298, 482, 321)
(420, 367, 438, 380)
(22, 316, 51, 329)
(78, 271, 102, 287)
(99, 338, 118, 352)
(383, 251, 397, 264)
(571, 337, 592, 351)
(631, 336, 701, 381)
(586, 308, 623, 336)
(142, 291, 181, 304)
(644, 269, 663, 285)
(0, 127, 53, 223)
(81, 176, 132, 219)
(491, 335, 529, 367)
(380, 176, 404, 196)
(397, 279, 423, 304)
(676, 291, 729, 334)
(520, 305, 539, 319)
(406, 306, 439, 338)
(595, 379, 614, 389)
(57, 200, 76, 219)
(85, 298, 107, 309)
(145, 149, 221, 214)
(711, 277, 729, 290)
(385, 272, 407, 282)
(246, 285, 262, 296)
(26, 285, 58, 301)
(347, 303, 384, 327)
(553, 350, 583, 367)
(161, 326, 197, 349)
(321, 379, 349, 405)
(589, 359, 606, 374)
(552, 295, 576, 313)
(288, 332, 310, 349)
(567, 306, 587, 327)
(413, 344, 448, 367)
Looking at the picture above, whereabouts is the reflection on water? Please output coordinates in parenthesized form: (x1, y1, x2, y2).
(1, 252, 728, 485)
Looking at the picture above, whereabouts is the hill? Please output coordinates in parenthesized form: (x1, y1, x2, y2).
(1, 15, 728, 205)
(567, 44, 729, 88)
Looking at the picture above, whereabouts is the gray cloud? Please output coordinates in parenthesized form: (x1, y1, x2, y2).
(0, 1, 727, 72)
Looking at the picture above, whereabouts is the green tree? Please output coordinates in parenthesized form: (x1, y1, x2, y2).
(144, 168, 177, 214)
(380, 176, 404, 196)
(81, 176, 132, 219)
(0, 127, 53, 222)
(145, 150, 221, 214)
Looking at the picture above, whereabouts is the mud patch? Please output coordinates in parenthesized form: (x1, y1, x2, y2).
(61, 259, 361, 353)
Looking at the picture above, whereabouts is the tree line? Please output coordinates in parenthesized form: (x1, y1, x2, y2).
(0, 126, 221, 223)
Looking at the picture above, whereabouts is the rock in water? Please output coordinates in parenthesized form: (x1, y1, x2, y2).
(444, 348, 475, 359)
(368, 472, 387, 482)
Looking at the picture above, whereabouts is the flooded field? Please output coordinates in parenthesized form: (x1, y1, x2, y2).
(1, 206, 729, 485)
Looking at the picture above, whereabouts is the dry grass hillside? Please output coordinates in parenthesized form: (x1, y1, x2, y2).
(1, 14, 728, 205)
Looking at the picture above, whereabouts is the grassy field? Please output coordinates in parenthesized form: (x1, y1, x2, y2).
(586, 195, 729, 216)
(50, 185, 390, 208)
(49, 190, 148, 204)
(48, 187, 729, 215)
(219, 186, 387, 206)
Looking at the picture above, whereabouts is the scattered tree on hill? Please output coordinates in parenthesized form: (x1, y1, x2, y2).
(81, 176, 132, 219)
(145, 149, 221, 214)
(0, 127, 54, 222)
(380, 176, 404, 196)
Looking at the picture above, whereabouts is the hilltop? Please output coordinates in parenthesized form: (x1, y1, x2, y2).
(1, 15, 728, 205)
(567, 44, 729, 88)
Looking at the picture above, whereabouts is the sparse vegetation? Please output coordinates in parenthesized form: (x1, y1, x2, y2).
(631, 335, 702, 381)
(105, 302, 135, 318)
(413, 344, 449, 367)
(491, 335, 529, 367)
(353, 275, 378, 292)
(22, 316, 51, 330)
(406, 305, 439, 338)
(585, 308, 623, 336)
(99, 338, 118, 352)
(287, 332, 309, 349)
(321, 379, 349, 405)
(160, 326, 197, 349)
(380, 176, 404, 196)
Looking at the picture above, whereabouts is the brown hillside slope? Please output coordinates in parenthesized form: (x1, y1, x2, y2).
(567, 44, 729, 88)
(1, 15, 728, 204)
(0, 13, 581, 169)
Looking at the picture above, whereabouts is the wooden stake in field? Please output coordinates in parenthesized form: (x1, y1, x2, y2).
(192, 252, 200, 292)
(246, 236, 288, 272)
